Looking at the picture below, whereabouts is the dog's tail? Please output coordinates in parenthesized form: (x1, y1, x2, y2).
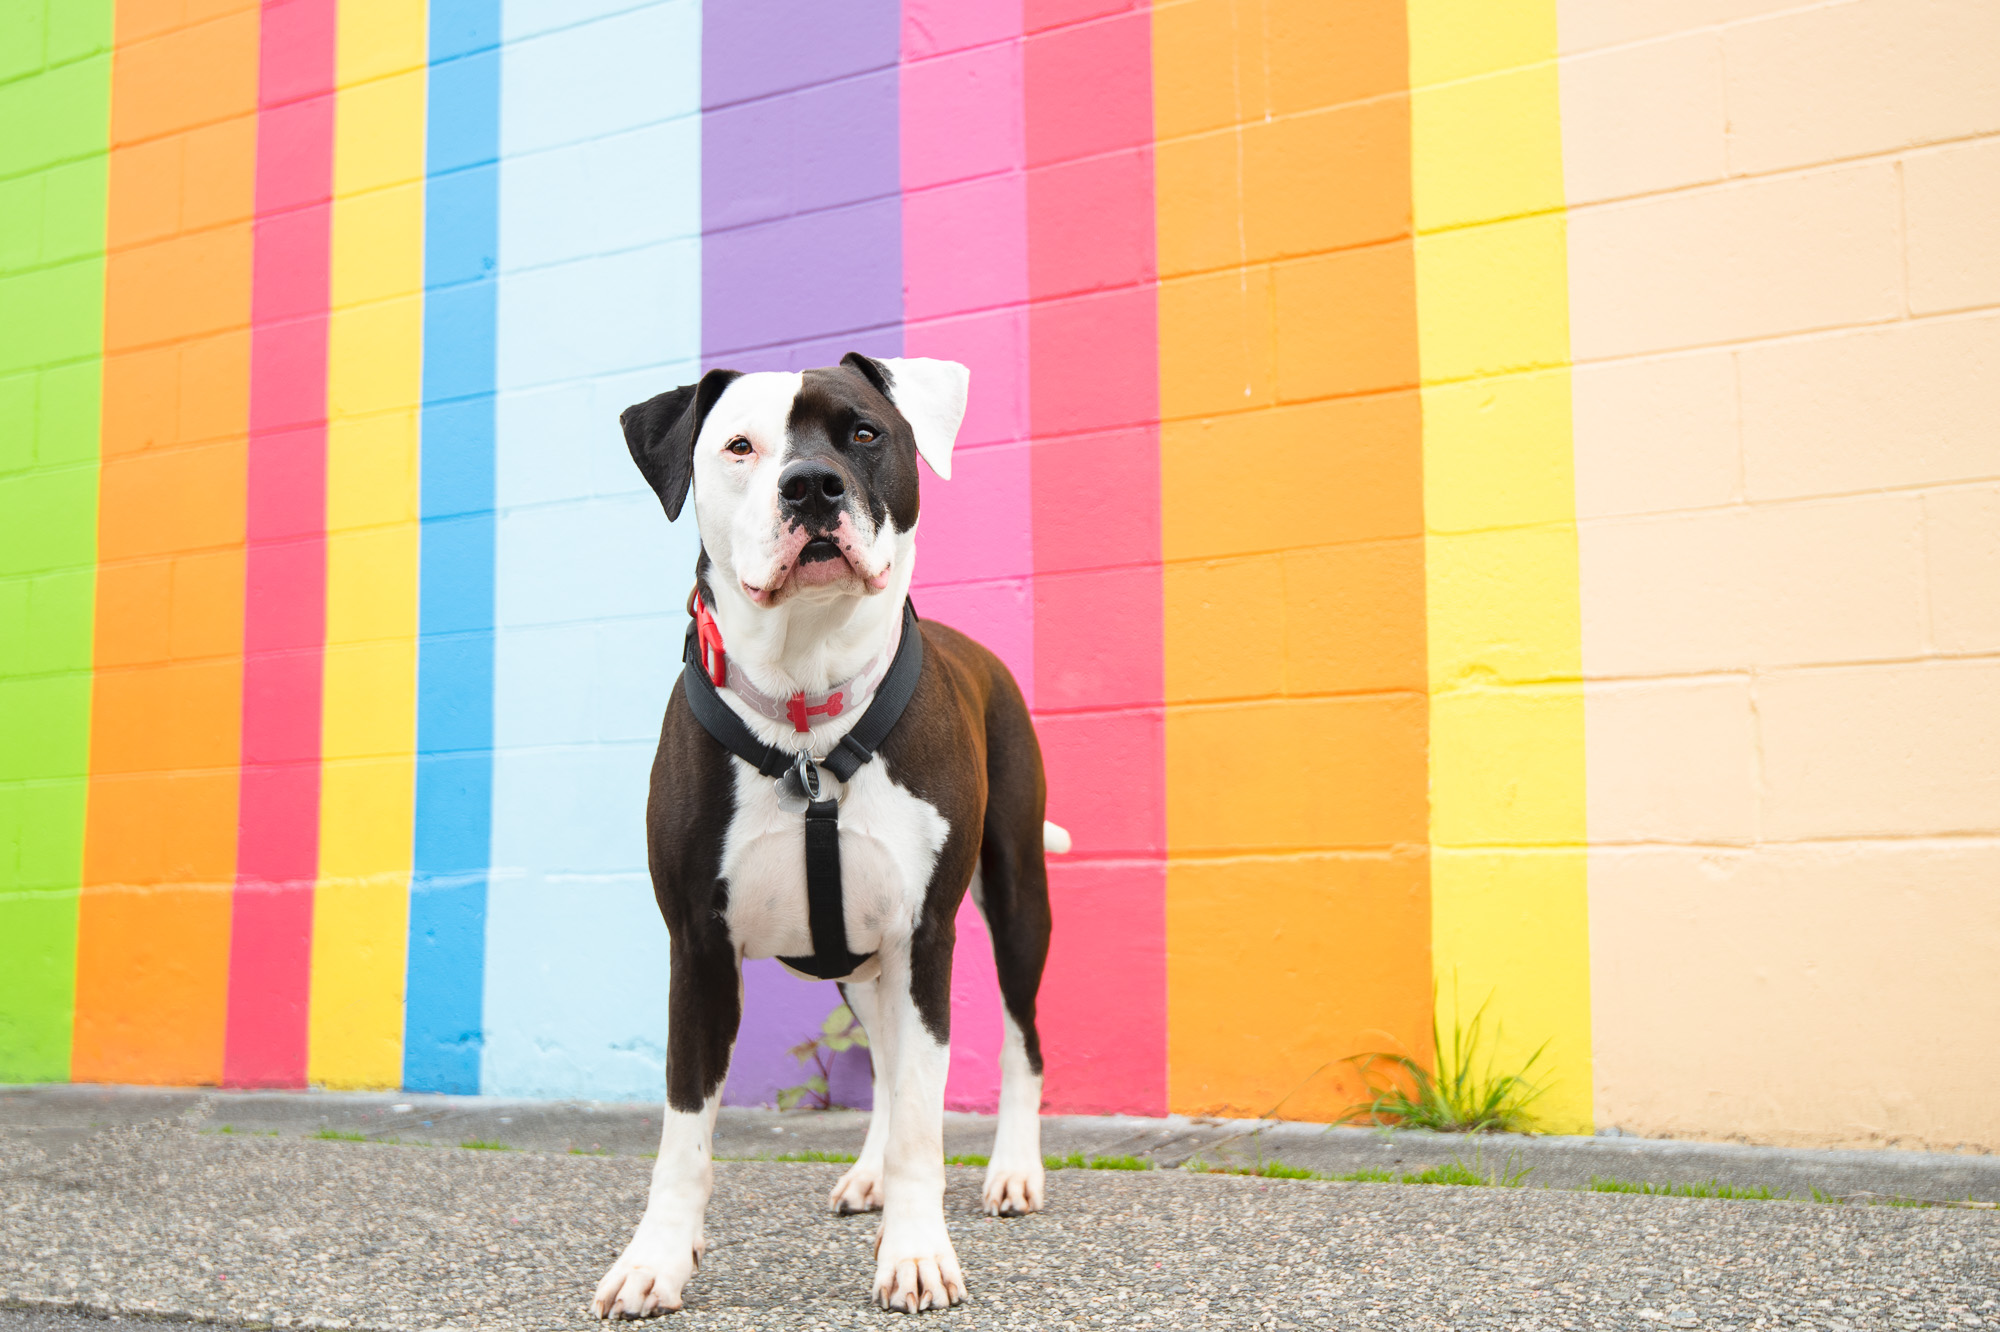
(1042, 821, 1072, 855)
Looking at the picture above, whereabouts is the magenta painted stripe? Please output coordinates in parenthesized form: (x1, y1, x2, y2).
(223, 0, 336, 1090)
(1024, 3, 1166, 1116)
(901, 0, 1031, 1112)
(706, 0, 907, 1107)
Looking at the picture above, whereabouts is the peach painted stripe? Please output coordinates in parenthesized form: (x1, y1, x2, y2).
(74, 0, 262, 1085)
(1025, 0, 1167, 1116)
(900, 0, 1032, 1112)
(222, 0, 337, 1089)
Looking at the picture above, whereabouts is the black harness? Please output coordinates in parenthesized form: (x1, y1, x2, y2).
(680, 596, 924, 979)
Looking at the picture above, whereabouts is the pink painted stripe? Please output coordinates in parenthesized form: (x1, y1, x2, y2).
(1024, 0, 1166, 1116)
(902, 0, 1032, 1112)
(223, 0, 337, 1089)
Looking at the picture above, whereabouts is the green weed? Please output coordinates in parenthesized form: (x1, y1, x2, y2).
(766, 1149, 858, 1164)
(1342, 987, 1547, 1134)
(1589, 1176, 1773, 1200)
(1045, 1152, 1153, 1171)
(776, 1005, 870, 1112)
(1334, 1168, 1396, 1182)
(460, 1139, 514, 1152)
(311, 1128, 368, 1142)
(1403, 1161, 1493, 1187)
(569, 1147, 612, 1157)
(944, 1153, 991, 1167)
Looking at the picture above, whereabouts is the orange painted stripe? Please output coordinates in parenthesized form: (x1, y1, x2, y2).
(72, 0, 262, 1086)
(1157, 0, 1431, 1121)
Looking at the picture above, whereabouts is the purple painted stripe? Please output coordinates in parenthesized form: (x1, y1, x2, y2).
(704, 0, 904, 1107)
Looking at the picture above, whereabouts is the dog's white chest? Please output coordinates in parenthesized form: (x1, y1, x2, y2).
(719, 756, 948, 971)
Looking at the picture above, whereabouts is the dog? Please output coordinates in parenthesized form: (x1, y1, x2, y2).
(592, 354, 1063, 1317)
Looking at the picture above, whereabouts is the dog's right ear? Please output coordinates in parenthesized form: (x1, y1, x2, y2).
(621, 368, 741, 521)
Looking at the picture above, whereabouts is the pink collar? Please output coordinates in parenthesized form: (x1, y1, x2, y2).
(691, 594, 902, 735)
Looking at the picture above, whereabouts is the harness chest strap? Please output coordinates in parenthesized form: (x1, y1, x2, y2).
(680, 596, 924, 980)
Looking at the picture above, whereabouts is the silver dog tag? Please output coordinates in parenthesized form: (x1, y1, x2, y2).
(776, 753, 824, 815)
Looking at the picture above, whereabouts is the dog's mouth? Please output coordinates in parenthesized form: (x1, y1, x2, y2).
(798, 537, 843, 565)
(740, 519, 894, 604)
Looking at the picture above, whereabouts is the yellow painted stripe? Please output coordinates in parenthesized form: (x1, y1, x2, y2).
(1407, 0, 1591, 1132)
(307, 0, 428, 1089)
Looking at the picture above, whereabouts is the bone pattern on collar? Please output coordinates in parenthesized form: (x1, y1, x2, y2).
(705, 600, 904, 735)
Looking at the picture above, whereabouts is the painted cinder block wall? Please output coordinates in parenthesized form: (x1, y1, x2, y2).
(0, 0, 1994, 1151)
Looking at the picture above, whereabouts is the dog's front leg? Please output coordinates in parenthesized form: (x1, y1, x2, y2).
(828, 979, 895, 1213)
(870, 936, 964, 1312)
(593, 938, 740, 1319)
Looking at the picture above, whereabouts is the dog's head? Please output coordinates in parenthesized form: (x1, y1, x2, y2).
(622, 353, 967, 609)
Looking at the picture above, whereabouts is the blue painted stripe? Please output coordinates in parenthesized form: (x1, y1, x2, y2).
(406, 0, 503, 1095)
(479, 0, 704, 1100)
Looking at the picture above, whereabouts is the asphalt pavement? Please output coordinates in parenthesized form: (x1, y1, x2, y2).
(7, 1084, 1999, 1204)
(2, 1089, 1996, 1330)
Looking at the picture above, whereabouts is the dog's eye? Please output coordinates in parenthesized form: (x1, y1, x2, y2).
(724, 436, 753, 456)
(853, 425, 878, 444)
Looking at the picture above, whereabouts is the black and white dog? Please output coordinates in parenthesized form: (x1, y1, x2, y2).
(593, 354, 1064, 1317)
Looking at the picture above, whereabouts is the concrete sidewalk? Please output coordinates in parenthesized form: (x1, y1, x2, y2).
(5, 1083, 1998, 1204)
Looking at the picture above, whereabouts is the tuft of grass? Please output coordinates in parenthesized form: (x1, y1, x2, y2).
(1334, 1168, 1397, 1183)
(212, 1125, 237, 1135)
(944, 1153, 991, 1167)
(1088, 1154, 1153, 1171)
(1045, 1152, 1153, 1171)
(1589, 1176, 1773, 1201)
(460, 1139, 514, 1152)
(1403, 1161, 1493, 1187)
(312, 1128, 368, 1142)
(1342, 988, 1547, 1134)
(569, 1147, 612, 1157)
(766, 1149, 858, 1164)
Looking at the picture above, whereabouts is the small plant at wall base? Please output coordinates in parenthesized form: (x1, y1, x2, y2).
(776, 1004, 869, 1111)
(1340, 989, 1548, 1134)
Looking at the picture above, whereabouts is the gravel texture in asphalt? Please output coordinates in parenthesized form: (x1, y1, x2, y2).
(4, 1118, 1997, 1331)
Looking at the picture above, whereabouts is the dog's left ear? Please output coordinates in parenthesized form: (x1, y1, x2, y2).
(841, 352, 968, 480)
(621, 368, 742, 520)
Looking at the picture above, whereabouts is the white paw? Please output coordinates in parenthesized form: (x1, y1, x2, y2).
(872, 1221, 966, 1313)
(981, 1158, 1046, 1217)
(829, 1159, 884, 1214)
(591, 1233, 702, 1320)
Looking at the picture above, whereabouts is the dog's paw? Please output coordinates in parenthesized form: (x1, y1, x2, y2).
(590, 1234, 702, 1320)
(829, 1160, 884, 1214)
(872, 1221, 966, 1313)
(981, 1157, 1045, 1217)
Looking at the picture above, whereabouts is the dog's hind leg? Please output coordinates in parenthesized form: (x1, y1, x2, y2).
(974, 752, 1053, 1217)
(827, 978, 895, 1214)
(593, 935, 740, 1319)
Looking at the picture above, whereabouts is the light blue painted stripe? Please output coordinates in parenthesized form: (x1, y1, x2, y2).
(480, 0, 703, 1100)
(406, 0, 503, 1096)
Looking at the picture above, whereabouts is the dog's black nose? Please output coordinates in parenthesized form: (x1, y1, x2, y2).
(778, 460, 846, 519)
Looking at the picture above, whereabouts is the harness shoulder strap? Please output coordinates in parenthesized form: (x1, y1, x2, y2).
(824, 599, 923, 781)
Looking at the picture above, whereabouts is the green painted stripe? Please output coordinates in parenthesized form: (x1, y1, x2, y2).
(0, 0, 114, 1084)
